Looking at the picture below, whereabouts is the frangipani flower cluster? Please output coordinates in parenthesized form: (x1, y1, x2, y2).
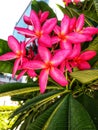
(63, 0, 84, 6)
(0, 10, 97, 93)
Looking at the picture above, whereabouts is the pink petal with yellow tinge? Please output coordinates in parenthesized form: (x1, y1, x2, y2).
(60, 61, 65, 73)
(8, 36, 20, 53)
(12, 58, 21, 78)
(39, 69, 49, 93)
(69, 43, 81, 59)
(27, 70, 37, 78)
(22, 60, 44, 70)
(39, 34, 52, 47)
(68, 32, 92, 43)
(20, 42, 26, 56)
(51, 49, 71, 66)
(0, 52, 17, 61)
(61, 15, 70, 34)
(51, 36, 60, 45)
(60, 40, 72, 50)
(76, 14, 84, 32)
(78, 61, 91, 70)
(50, 67, 68, 86)
(79, 51, 96, 60)
(40, 11, 49, 23)
(54, 25, 61, 35)
(38, 46, 51, 62)
(82, 27, 98, 35)
(42, 18, 57, 34)
(69, 17, 76, 32)
(30, 10, 41, 31)
(65, 61, 72, 72)
(17, 70, 27, 80)
(15, 27, 35, 37)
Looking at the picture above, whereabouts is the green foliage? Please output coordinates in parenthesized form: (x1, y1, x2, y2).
(0, 106, 18, 111)
(93, 0, 98, 16)
(10, 94, 96, 130)
(31, 0, 56, 18)
(0, 0, 98, 130)
(78, 93, 98, 129)
(57, 0, 98, 26)
(0, 39, 13, 73)
(0, 39, 10, 55)
(27, 94, 96, 130)
(0, 106, 18, 130)
(70, 69, 98, 84)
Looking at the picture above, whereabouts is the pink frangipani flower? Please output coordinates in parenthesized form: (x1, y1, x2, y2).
(74, 14, 98, 37)
(0, 35, 26, 77)
(15, 10, 57, 47)
(63, 0, 81, 5)
(60, 43, 96, 72)
(23, 10, 49, 25)
(53, 15, 92, 50)
(22, 46, 70, 93)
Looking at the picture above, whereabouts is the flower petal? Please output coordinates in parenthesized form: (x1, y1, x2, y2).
(51, 36, 60, 45)
(30, 10, 41, 31)
(60, 40, 72, 50)
(39, 34, 52, 47)
(50, 67, 68, 86)
(12, 58, 21, 78)
(51, 49, 71, 66)
(8, 36, 20, 53)
(78, 61, 91, 70)
(68, 32, 92, 43)
(38, 46, 51, 62)
(17, 70, 27, 80)
(22, 60, 44, 70)
(27, 70, 37, 78)
(0, 52, 17, 61)
(23, 15, 32, 25)
(39, 69, 49, 93)
(42, 18, 57, 34)
(15, 27, 35, 37)
(69, 17, 76, 31)
(82, 27, 98, 35)
(39, 11, 49, 23)
(76, 14, 84, 32)
(54, 25, 61, 35)
(80, 51, 96, 60)
(61, 15, 70, 34)
(69, 43, 81, 59)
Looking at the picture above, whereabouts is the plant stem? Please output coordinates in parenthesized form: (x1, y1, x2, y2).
(82, 0, 88, 10)
(69, 78, 76, 89)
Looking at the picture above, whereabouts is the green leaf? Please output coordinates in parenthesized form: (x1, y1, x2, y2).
(0, 39, 13, 73)
(83, 10, 98, 24)
(57, 4, 72, 17)
(58, 3, 97, 26)
(27, 94, 96, 130)
(86, 36, 98, 52)
(0, 39, 10, 55)
(0, 81, 62, 97)
(0, 82, 39, 97)
(77, 94, 98, 129)
(31, 0, 56, 18)
(0, 61, 13, 73)
(27, 97, 64, 130)
(70, 69, 98, 84)
(10, 90, 64, 118)
(93, 0, 98, 17)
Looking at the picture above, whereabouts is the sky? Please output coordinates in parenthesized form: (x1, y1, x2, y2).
(0, 0, 31, 40)
(0, 0, 64, 41)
